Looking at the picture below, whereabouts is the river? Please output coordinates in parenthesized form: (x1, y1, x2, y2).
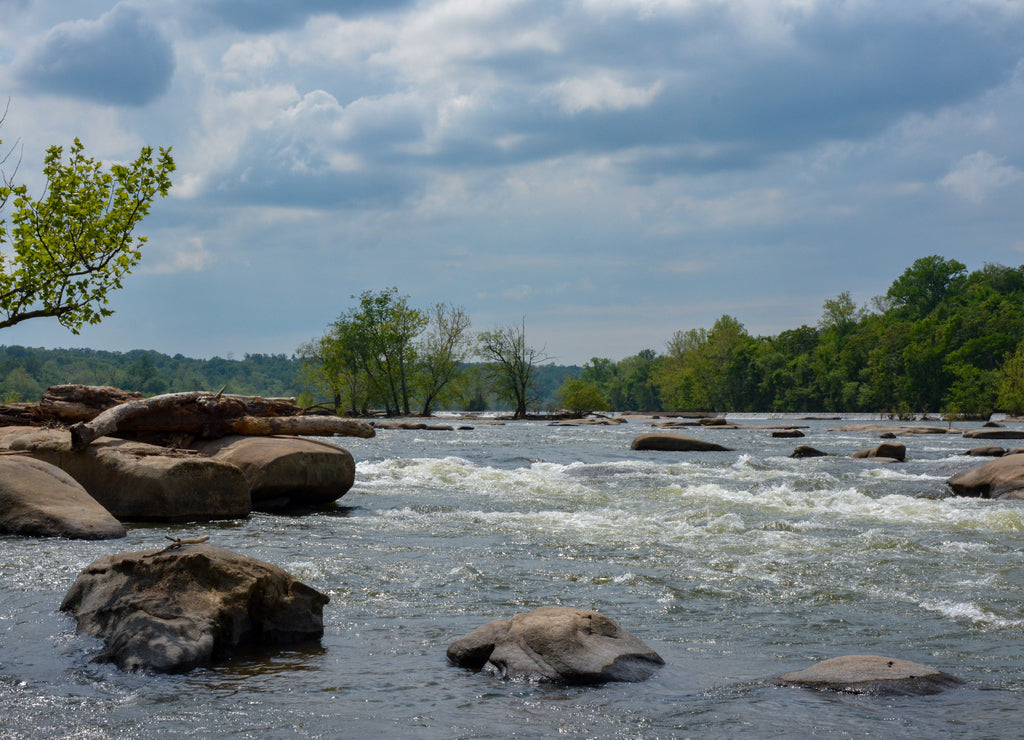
(2, 416, 1022, 738)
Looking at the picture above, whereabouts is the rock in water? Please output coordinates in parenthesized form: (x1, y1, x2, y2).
(947, 453, 1024, 499)
(630, 433, 733, 452)
(61, 544, 329, 672)
(776, 655, 963, 696)
(190, 435, 355, 511)
(447, 606, 664, 684)
(851, 442, 906, 461)
(0, 455, 125, 539)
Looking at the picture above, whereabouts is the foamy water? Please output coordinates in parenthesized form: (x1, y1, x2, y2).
(2, 417, 1023, 737)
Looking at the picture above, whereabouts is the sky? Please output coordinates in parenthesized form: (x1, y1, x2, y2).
(1, 0, 1023, 365)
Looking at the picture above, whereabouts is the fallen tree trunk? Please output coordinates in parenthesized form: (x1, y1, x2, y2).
(70, 391, 374, 450)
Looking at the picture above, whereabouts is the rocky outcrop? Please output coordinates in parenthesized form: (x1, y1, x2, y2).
(190, 435, 355, 511)
(0, 427, 250, 522)
(61, 544, 329, 672)
(828, 424, 955, 435)
(0, 454, 125, 539)
(947, 454, 1024, 500)
(372, 421, 454, 431)
(447, 606, 664, 684)
(852, 442, 906, 462)
(630, 433, 733, 452)
(962, 428, 1024, 440)
(776, 655, 963, 695)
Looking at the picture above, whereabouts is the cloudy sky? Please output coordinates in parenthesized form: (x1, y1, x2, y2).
(1, 0, 1023, 364)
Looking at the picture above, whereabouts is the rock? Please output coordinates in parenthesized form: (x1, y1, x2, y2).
(372, 420, 454, 431)
(0, 427, 250, 522)
(947, 454, 1024, 499)
(965, 446, 1005, 457)
(698, 417, 729, 426)
(879, 432, 897, 439)
(776, 655, 963, 696)
(851, 442, 906, 462)
(447, 606, 664, 684)
(0, 454, 125, 539)
(828, 424, 954, 435)
(790, 445, 830, 458)
(982, 420, 1005, 428)
(630, 433, 733, 452)
(190, 435, 355, 511)
(962, 428, 1024, 440)
(60, 544, 329, 673)
(772, 429, 804, 438)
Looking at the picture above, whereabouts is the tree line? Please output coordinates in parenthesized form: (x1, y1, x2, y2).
(5, 257, 1024, 418)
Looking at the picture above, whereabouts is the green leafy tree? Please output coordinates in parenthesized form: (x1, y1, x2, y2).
(557, 378, 609, 416)
(0, 130, 174, 332)
(997, 341, 1024, 416)
(477, 319, 549, 418)
(885, 255, 967, 321)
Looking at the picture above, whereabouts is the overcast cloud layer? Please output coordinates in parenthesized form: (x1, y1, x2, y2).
(2, 0, 1023, 364)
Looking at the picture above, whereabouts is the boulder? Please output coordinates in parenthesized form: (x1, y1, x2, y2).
(851, 442, 906, 462)
(60, 543, 329, 673)
(772, 429, 804, 438)
(0, 427, 250, 522)
(962, 428, 1024, 440)
(965, 446, 1005, 458)
(0, 454, 125, 539)
(776, 655, 963, 696)
(190, 435, 355, 511)
(630, 433, 733, 452)
(947, 454, 1024, 499)
(447, 606, 664, 684)
(790, 445, 830, 458)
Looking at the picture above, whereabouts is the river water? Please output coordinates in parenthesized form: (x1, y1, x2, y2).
(2, 416, 1023, 738)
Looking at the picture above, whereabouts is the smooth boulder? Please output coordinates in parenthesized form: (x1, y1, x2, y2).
(947, 454, 1024, 499)
(190, 435, 355, 510)
(851, 442, 906, 462)
(61, 544, 329, 672)
(790, 445, 830, 458)
(0, 454, 125, 539)
(447, 606, 664, 684)
(0, 427, 250, 522)
(776, 655, 963, 696)
(630, 433, 733, 452)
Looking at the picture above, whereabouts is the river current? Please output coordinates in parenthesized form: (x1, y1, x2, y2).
(2, 416, 1022, 738)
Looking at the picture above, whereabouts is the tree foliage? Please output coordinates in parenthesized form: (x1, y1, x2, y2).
(0, 129, 174, 333)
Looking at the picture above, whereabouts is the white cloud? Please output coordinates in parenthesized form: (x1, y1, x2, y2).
(940, 151, 1023, 203)
(548, 73, 664, 115)
(142, 237, 215, 275)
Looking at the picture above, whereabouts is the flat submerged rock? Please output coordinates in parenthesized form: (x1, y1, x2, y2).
(776, 655, 964, 696)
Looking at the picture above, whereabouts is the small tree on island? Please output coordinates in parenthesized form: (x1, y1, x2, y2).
(556, 378, 609, 417)
(0, 113, 174, 333)
(477, 319, 549, 419)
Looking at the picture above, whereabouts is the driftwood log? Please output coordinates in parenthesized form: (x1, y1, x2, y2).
(69, 390, 375, 450)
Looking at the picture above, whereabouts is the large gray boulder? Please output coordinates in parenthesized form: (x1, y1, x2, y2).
(947, 453, 1024, 499)
(0, 454, 125, 539)
(447, 606, 664, 684)
(630, 433, 733, 452)
(776, 655, 963, 695)
(0, 427, 250, 522)
(61, 543, 329, 672)
(190, 435, 355, 511)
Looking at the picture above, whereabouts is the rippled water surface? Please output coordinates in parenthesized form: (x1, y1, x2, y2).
(2, 417, 1023, 738)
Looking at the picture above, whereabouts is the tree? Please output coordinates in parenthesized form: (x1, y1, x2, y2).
(556, 378, 609, 416)
(477, 319, 549, 418)
(885, 255, 967, 321)
(997, 341, 1024, 416)
(416, 303, 472, 416)
(0, 124, 174, 333)
(338, 288, 427, 416)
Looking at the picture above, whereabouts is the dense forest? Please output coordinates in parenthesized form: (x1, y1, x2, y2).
(3, 256, 1024, 417)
